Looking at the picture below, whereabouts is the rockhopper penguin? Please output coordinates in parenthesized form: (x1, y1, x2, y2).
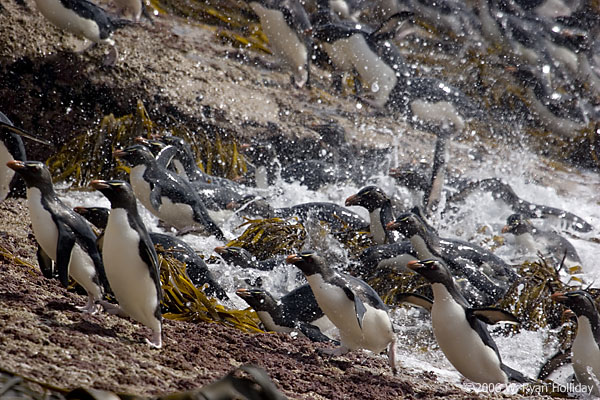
(91, 179, 163, 348)
(407, 259, 529, 384)
(286, 251, 397, 373)
(551, 290, 600, 396)
(7, 160, 107, 314)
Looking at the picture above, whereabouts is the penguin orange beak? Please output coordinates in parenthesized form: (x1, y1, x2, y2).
(134, 136, 149, 145)
(6, 160, 25, 171)
(73, 206, 88, 215)
(386, 221, 399, 231)
(214, 246, 226, 254)
(501, 225, 510, 234)
(90, 180, 110, 190)
(113, 149, 126, 158)
(406, 260, 421, 271)
(286, 254, 302, 264)
(551, 292, 568, 302)
(235, 288, 250, 297)
(345, 194, 359, 206)
(562, 309, 576, 319)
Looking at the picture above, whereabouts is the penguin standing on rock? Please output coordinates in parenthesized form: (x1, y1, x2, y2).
(6, 160, 107, 314)
(551, 291, 600, 396)
(31, 0, 132, 64)
(90, 179, 162, 348)
(114, 144, 225, 240)
(286, 251, 398, 373)
(247, 0, 313, 88)
(407, 259, 528, 384)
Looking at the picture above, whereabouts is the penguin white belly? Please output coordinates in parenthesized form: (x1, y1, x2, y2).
(33, 0, 107, 44)
(251, 3, 308, 86)
(409, 234, 435, 259)
(369, 208, 386, 244)
(431, 283, 507, 384)
(68, 244, 103, 300)
(103, 209, 160, 331)
(157, 197, 195, 230)
(324, 40, 353, 71)
(514, 232, 539, 256)
(410, 100, 465, 130)
(307, 274, 393, 353)
(572, 317, 600, 395)
(27, 187, 59, 260)
(311, 315, 337, 335)
(257, 311, 292, 333)
(129, 165, 156, 215)
(346, 35, 397, 107)
(0, 143, 15, 201)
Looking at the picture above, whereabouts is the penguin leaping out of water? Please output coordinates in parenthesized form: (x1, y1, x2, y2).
(345, 186, 396, 245)
(286, 251, 398, 373)
(407, 259, 529, 384)
(551, 290, 600, 396)
(6, 160, 107, 314)
(91, 179, 163, 348)
(32, 0, 132, 64)
(246, 0, 313, 88)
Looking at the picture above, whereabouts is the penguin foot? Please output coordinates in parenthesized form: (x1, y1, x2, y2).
(146, 330, 162, 349)
(98, 300, 128, 317)
(103, 46, 118, 67)
(387, 339, 398, 375)
(77, 299, 102, 315)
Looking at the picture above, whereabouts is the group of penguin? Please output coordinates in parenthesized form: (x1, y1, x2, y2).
(3, 106, 600, 392)
(19, 0, 600, 140)
(5, 0, 600, 393)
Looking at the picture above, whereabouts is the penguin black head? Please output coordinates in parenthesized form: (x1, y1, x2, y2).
(73, 206, 110, 230)
(6, 160, 53, 193)
(551, 291, 599, 321)
(345, 186, 390, 212)
(407, 258, 453, 285)
(502, 214, 533, 235)
(113, 144, 155, 166)
(286, 250, 326, 277)
(215, 246, 257, 268)
(236, 288, 278, 312)
(134, 136, 167, 155)
(386, 212, 427, 238)
(90, 180, 137, 210)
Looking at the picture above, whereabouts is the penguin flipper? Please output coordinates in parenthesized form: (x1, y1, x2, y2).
(37, 245, 55, 279)
(501, 364, 533, 383)
(469, 307, 520, 325)
(149, 185, 162, 211)
(537, 348, 571, 380)
(56, 227, 77, 287)
(296, 322, 339, 344)
(344, 286, 366, 329)
(155, 145, 178, 170)
(395, 292, 433, 312)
